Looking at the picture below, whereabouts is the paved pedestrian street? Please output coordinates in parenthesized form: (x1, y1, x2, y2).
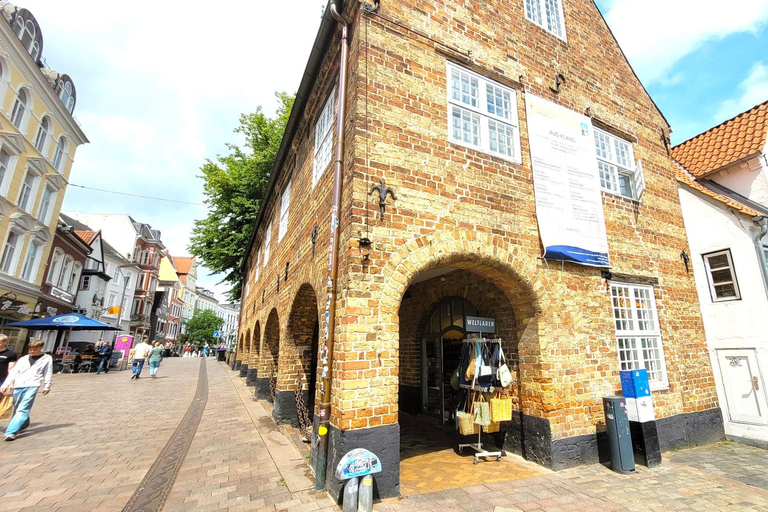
(2, 358, 768, 512)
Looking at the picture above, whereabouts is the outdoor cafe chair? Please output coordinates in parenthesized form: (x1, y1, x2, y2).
(60, 355, 76, 374)
(78, 356, 94, 373)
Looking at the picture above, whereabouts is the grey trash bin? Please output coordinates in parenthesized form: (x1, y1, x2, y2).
(603, 396, 635, 474)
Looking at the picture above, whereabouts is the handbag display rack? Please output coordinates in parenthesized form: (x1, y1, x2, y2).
(457, 337, 503, 464)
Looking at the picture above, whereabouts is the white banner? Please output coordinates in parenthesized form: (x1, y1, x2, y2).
(525, 94, 610, 267)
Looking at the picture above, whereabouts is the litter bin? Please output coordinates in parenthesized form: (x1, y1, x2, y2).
(603, 396, 635, 474)
(217, 348, 226, 361)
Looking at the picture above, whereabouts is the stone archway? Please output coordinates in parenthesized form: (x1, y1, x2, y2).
(239, 329, 251, 378)
(273, 283, 320, 428)
(246, 323, 260, 387)
(255, 309, 280, 402)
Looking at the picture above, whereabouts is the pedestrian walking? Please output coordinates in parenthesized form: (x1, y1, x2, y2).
(96, 341, 113, 374)
(131, 337, 152, 380)
(203, 343, 210, 357)
(0, 334, 17, 383)
(1, 339, 52, 441)
(148, 341, 164, 378)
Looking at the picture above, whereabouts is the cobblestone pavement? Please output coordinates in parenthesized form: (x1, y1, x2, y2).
(2, 357, 768, 511)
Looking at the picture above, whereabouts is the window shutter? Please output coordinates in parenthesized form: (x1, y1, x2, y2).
(633, 160, 646, 200)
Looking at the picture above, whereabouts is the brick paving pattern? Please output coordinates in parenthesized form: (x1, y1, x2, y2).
(2, 357, 768, 511)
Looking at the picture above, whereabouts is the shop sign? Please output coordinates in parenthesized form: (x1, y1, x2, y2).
(335, 449, 381, 480)
(466, 316, 495, 333)
(0, 294, 33, 315)
(51, 287, 74, 302)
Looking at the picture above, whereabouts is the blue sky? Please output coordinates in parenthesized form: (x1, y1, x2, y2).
(14, 0, 768, 298)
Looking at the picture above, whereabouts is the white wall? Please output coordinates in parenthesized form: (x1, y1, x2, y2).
(678, 184, 768, 442)
(64, 213, 136, 261)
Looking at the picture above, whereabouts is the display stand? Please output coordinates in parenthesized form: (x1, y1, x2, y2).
(458, 337, 503, 464)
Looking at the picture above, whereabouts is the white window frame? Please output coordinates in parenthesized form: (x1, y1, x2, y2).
(10, 88, 27, 130)
(611, 282, 668, 389)
(17, 168, 40, 213)
(52, 137, 67, 171)
(524, 0, 567, 40)
(20, 237, 42, 282)
(278, 181, 291, 242)
(0, 228, 22, 275)
(69, 262, 82, 294)
(263, 223, 272, 268)
(81, 275, 91, 291)
(313, 87, 336, 187)
(57, 256, 73, 289)
(37, 184, 55, 224)
(593, 127, 645, 201)
(34, 116, 50, 154)
(446, 63, 522, 163)
(47, 248, 64, 284)
(702, 249, 741, 302)
(0, 148, 12, 195)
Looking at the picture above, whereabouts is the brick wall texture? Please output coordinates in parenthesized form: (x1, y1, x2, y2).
(237, 0, 718, 444)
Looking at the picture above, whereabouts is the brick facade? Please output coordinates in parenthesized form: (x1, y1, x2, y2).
(237, 0, 721, 496)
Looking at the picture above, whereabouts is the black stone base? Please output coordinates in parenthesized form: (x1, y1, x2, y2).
(245, 368, 258, 386)
(273, 389, 299, 427)
(254, 377, 271, 401)
(398, 385, 421, 415)
(656, 407, 724, 452)
(234, 360, 242, 371)
(629, 421, 662, 467)
(239, 363, 249, 378)
(315, 423, 400, 503)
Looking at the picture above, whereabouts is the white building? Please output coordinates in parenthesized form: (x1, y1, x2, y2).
(674, 100, 768, 447)
(217, 302, 239, 349)
(195, 287, 218, 313)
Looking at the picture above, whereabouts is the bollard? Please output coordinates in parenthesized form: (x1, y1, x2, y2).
(357, 475, 373, 512)
(342, 477, 359, 512)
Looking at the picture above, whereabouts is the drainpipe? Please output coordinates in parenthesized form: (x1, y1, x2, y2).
(315, 0, 349, 492)
(753, 217, 768, 299)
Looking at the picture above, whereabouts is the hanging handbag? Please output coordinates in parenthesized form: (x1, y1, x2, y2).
(450, 366, 461, 390)
(490, 393, 513, 422)
(473, 394, 491, 426)
(497, 345, 513, 388)
(457, 392, 477, 435)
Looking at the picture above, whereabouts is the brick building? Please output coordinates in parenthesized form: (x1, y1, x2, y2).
(237, 0, 722, 498)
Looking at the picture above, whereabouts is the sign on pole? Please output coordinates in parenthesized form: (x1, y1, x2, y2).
(213, 330, 220, 338)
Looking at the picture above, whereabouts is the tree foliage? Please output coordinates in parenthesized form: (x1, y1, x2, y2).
(190, 92, 294, 301)
(187, 309, 224, 346)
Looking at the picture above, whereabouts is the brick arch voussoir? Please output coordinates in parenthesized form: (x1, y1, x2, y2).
(281, 283, 320, 391)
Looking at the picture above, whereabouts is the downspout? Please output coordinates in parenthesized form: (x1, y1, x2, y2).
(315, 0, 349, 492)
(753, 217, 768, 299)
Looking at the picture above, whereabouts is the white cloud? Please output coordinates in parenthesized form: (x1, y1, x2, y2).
(19, 0, 327, 300)
(714, 61, 768, 122)
(602, 0, 768, 84)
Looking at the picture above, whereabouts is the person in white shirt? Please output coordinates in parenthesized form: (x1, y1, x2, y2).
(131, 337, 152, 380)
(1, 339, 52, 441)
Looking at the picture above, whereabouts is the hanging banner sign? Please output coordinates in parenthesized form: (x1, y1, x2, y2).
(466, 316, 495, 333)
(335, 449, 381, 480)
(525, 94, 610, 267)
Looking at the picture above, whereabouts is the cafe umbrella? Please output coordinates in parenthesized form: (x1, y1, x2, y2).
(6, 313, 120, 353)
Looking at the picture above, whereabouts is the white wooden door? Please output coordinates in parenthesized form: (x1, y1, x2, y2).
(717, 349, 768, 424)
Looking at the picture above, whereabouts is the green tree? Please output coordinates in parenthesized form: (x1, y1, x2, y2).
(187, 310, 224, 346)
(190, 92, 295, 301)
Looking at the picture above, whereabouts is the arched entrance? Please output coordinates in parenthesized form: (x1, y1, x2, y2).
(255, 309, 279, 402)
(239, 329, 251, 378)
(246, 323, 260, 386)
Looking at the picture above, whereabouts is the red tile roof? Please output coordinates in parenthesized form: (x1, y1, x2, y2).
(671, 100, 768, 177)
(675, 165, 761, 217)
(173, 256, 194, 275)
(74, 230, 98, 245)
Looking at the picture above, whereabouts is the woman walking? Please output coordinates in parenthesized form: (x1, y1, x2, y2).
(148, 341, 164, 378)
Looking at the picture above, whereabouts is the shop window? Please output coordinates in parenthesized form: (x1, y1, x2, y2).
(313, 87, 336, 187)
(524, 0, 566, 40)
(611, 283, 668, 388)
(447, 63, 521, 163)
(703, 249, 740, 301)
(594, 127, 645, 200)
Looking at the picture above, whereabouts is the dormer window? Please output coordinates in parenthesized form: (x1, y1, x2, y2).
(56, 76, 76, 114)
(13, 9, 43, 62)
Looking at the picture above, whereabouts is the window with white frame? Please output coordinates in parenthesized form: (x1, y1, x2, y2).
(0, 230, 21, 274)
(20, 238, 41, 282)
(593, 127, 645, 200)
(10, 89, 27, 129)
(278, 181, 291, 242)
(702, 250, 740, 301)
(52, 137, 67, 171)
(263, 223, 272, 268)
(34, 116, 50, 153)
(313, 87, 336, 187)
(17, 170, 38, 212)
(447, 63, 522, 162)
(81, 275, 91, 291)
(524, 0, 566, 40)
(611, 282, 668, 388)
(0, 149, 11, 192)
(57, 256, 73, 289)
(37, 184, 54, 224)
(47, 248, 63, 284)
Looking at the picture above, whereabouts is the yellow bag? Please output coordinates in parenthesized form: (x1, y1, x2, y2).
(457, 411, 477, 435)
(0, 394, 13, 421)
(490, 397, 512, 422)
(485, 421, 501, 433)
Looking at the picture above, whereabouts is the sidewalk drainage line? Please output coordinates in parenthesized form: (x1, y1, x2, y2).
(122, 358, 209, 512)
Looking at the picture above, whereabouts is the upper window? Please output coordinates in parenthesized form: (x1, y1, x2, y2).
(34, 116, 50, 154)
(0, 149, 12, 193)
(446, 63, 522, 163)
(263, 223, 272, 268)
(278, 181, 291, 242)
(611, 282, 668, 388)
(56, 76, 76, 114)
(0, 230, 20, 274)
(52, 137, 67, 171)
(20, 239, 41, 282)
(313, 88, 336, 187)
(13, 10, 42, 61)
(10, 89, 27, 129)
(81, 275, 91, 291)
(37, 184, 54, 224)
(702, 250, 740, 301)
(57, 256, 74, 289)
(47, 248, 64, 284)
(524, 0, 566, 40)
(593, 127, 645, 200)
(17, 170, 37, 212)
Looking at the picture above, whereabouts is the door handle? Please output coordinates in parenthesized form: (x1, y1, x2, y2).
(754, 376, 760, 391)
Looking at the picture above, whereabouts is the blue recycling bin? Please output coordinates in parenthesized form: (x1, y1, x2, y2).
(620, 369, 651, 398)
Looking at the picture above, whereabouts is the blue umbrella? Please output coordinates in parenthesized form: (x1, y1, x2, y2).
(6, 313, 120, 331)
